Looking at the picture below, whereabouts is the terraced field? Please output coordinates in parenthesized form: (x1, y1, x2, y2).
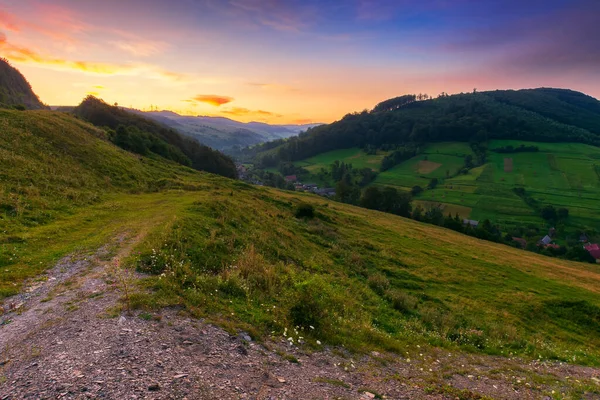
(293, 141, 600, 230)
(417, 141, 600, 229)
(293, 147, 388, 173)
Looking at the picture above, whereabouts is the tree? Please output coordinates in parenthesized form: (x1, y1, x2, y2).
(541, 205, 557, 221)
(557, 207, 569, 220)
(359, 186, 380, 210)
(427, 178, 439, 189)
(411, 185, 424, 196)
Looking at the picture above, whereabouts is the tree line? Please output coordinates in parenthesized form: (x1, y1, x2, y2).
(73, 96, 237, 178)
(247, 88, 600, 168)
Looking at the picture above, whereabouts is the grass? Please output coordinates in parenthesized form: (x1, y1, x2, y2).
(293, 147, 388, 173)
(3, 111, 600, 371)
(374, 140, 600, 231)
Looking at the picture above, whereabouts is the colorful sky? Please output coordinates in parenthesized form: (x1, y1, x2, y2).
(0, 0, 598, 124)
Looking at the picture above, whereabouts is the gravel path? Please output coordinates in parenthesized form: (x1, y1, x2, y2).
(1, 236, 599, 399)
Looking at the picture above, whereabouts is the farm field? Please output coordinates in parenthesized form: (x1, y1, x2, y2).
(293, 147, 388, 173)
(383, 141, 600, 230)
(283, 141, 600, 230)
(373, 142, 474, 190)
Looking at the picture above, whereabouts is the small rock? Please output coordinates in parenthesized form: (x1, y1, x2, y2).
(277, 377, 286, 383)
(148, 383, 161, 391)
(363, 392, 376, 399)
(173, 374, 188, 380)
(118, 316, 126, 325)
(240, 333, 252, 342)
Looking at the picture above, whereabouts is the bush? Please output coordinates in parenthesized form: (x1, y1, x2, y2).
(290, 278, 329, 331)
(386, 290, 418, 313)
(294, 202, 315, 218)
(368, 273, 390, 296)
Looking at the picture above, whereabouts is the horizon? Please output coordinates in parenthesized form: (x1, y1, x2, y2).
(1, 0, 598, 124)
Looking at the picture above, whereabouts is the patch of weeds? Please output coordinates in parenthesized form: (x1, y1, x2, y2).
(139, 312, 153, 321)
(358, 388, 384, 399)
(276, 350, 299, 363)
(313, 377, 351, 388)
(40, 295, 53, 303)
(424, 385, 493, 400)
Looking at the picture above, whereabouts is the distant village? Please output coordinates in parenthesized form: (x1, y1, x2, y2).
(464, 219, 600, 263)
(236, 164, 336, 198)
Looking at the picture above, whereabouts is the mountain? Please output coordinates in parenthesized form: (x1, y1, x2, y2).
(72, 96, 237, 178)
(0, 58, 47, 110)
(137, 109, 321, 151)
(252, 88, 600, 165)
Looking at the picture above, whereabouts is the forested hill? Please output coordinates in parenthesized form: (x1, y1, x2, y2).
(0, 58, 47, 110)
(73, 96, 237, 178)
(252, 88, 600, 165)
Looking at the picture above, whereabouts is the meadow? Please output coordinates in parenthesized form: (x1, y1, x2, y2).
(372, 141, 600, 231)
(2, 112, 600, 371)
(293, 147, 388, 173)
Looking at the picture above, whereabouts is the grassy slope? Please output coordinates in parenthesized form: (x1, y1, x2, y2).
(418, 141, 600, 229)
(0, 109, 205, 234)
(2, 112, 600, 367)
(291, 141, 600, 229)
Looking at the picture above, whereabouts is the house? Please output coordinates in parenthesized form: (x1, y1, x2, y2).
(584, 243, 600, 260)
(315, 188, 336, 197)
(544, 243, 560, 250)
(512, 237, 527, 248)
(538, 235, 552, 246)
(285, 175, 297, 183)
(463, 219, 479, 228)
(303, 183, 318, 190)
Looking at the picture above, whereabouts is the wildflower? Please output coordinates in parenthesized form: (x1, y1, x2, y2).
(316, 340, 321, 345)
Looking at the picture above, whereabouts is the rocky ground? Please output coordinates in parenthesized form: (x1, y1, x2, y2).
(1, 236, 599, 399)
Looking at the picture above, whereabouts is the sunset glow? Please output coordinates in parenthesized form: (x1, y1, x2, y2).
(1, 0, 598, 123)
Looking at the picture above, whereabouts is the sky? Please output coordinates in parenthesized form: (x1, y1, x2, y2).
(0, 0, 598, 124)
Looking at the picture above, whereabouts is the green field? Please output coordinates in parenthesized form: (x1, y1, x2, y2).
(294, 148, 388, 173)
(371, 141, 600, 231)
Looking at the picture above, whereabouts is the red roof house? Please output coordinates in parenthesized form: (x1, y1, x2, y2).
(285, 175, 297, 183)
(585, 243, 600, 260)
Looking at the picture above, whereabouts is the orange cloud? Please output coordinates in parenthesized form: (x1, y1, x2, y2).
(190, 95, 234, 106)
(112, 40, 165, 57)
(222, 107, 281, 118)
(0, 38, 185, 80)
(0, 11, 20, 32)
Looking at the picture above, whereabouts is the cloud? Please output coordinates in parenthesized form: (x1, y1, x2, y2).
(188, 95, 234, 106)
(228, 0, 314, 32)
(0, 37, 185, 80)
(221, 107, 281, 118)
(246, 82, 299, 92)
(111, 40, 166, 57)
(0, 10, 20, 32)
(447, 0, 600, 74)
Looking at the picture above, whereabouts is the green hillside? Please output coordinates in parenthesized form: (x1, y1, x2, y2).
(73, 96, 237, 178)
(250, 88, 600, 167)
(0, 109, 207, 234)
(2, 109, 600, 372)
(0, 58, 47, 110)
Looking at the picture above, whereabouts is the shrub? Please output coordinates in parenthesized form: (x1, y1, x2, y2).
(368, 273, 390, 296)
(290, 278, 329, 332)
(295, 202, 315, 218)
(386, 290, 418, 313)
